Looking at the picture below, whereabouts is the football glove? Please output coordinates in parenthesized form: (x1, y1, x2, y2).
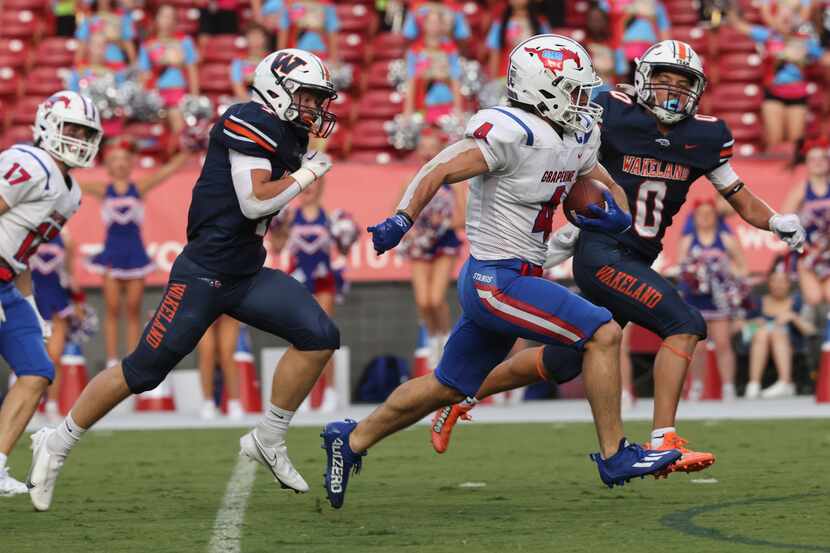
(574, 190, 632, 235)
(769, 213, 805, 252)
(367, 212, 413, 255)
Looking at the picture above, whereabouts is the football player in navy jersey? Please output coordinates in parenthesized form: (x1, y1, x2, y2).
(429, 40, 806, 473)
(27, 49, 341, 511)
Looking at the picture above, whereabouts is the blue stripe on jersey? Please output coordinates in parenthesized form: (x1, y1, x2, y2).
(12, 147, 51, 190)
(490, 107, 534, 146)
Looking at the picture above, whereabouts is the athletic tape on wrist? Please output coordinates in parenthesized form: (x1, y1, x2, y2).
(291, 167, 317, 190)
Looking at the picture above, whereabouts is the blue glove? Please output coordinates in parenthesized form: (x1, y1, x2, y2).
(574, 191, 632, 234)
(367, 212, 413, 255)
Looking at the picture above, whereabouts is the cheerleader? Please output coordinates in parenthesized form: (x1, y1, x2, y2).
(397, 129, 465, 368)
(781, 138, 830, 308)
(82, 138, 189, 368)
(678, 198, 748, 401)
(29, 231, 85, 421)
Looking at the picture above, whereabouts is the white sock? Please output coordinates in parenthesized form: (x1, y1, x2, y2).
(255, 403, 294, 447)
(650, 426, 676, 448)
(47, 413, 87, 457)
(0, 452, 7, 470)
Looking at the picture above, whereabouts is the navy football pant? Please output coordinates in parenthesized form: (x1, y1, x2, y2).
(572, 231, 707, 340)
(123, 254, 339, 394)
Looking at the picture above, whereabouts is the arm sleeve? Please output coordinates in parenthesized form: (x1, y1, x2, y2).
(230, 150, 298, 219)
(464, 109, 525, 174)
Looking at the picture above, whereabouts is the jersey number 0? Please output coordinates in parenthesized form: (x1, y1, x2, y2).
(634, 180, 667, 238)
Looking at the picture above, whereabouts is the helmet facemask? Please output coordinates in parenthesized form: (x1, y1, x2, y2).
(637, 63, 706, 125)
(42, 116, 102, 168)
(280, 78, 337, 138)
(539, 74, 603, 134)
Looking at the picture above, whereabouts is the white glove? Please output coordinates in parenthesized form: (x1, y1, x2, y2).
(291, 151, 333, 189)
(24, 294, 51, 339)
(544, 223, 581, 269)
(769, 213, 805, 252)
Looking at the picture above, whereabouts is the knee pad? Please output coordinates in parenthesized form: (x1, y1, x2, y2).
(122, 345, 181, 394)
(541, 344, 583, 384)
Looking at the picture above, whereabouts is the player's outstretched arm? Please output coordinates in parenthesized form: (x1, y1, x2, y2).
(721, 179, 805, 250)
(368, 140, 488, 255)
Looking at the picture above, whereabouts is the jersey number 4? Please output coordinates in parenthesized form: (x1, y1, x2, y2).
(2, 162, 31, 186)
(532, 185, 567, 241)
(634, 180, 667, 238)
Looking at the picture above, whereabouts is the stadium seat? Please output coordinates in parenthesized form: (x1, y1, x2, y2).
(123, 122, 168, 155)
(550, 27, 587, 43)
(23, 66, 66, 96)
(175, 7, 200, 35)
(707, 83, 763, 112)
(461, 1, 489, 36)
(349, 119, 391, 152)
(329, 93, 355, 126)
(200, 34, 248, 64)
(9, 95, 41, 126)
(718, 53, 763, 82)
(1, 124, 34, 149)
(34, 37, 79, 69)
(365, 60, 398, 90)
(357, 90, 403, 119)
(713, 26, 757, 54)
(667, 4, 700, 26)
(0, 67, 23, 100)
(713, 111, 763, 144)
(337, 33, 368, 64)
(0, 10, 41, 40)
(2, 0, 47, 9)
(199, 63, 234, 94)
(564, 0, 588, 27)
(670, 26, 706, 53)
(336, 4, 378, 35)
(0, 38, 29, 69)
(324, 124, 348, 158)
(370, 33, 407, 62)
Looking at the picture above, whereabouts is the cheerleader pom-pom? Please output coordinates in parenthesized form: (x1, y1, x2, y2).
(179, 94, 215, 151)
(330, 209, 361, 255)
(69, 305, 100, 344)
(386, 112, 425, 151)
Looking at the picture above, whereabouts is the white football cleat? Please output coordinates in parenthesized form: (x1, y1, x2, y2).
(239, 430, 309, 493)
(0, 467, 29, 496)
(27, 427, 65, 511)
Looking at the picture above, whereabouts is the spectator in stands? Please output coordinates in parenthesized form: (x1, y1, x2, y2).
(251, 0, 283, 28)
(485, 0, 550, 78)
(584, 5, 627, 95)
(729, 7, 824, 152)
(81, 138, 190, 370)
(677, 198, 747, 401)
(53, 0, 80, 37)
(273, 0, 340, 62)
(403, 1, 470, 42)
(600, 0, 671, 80)
(761, 0, 811, 28)
(230, 23, 272, 100)
(198, 0, 240, 47)
(397, 128, 465, 369)
(403, 9, 463, 123)
(138, 5, 200, 153)
(782, 138, 830, 309)
(69, 32, 129, 135)
(745, 258, 816, 398)
(74, 0, 137, 67)
(198, 317, 242, 420)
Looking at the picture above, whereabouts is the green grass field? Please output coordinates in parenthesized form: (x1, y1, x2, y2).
(2, 420, 829, 553)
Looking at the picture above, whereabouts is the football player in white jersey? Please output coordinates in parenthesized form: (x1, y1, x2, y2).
(0, 91, 101, 496)
(320, 35, 682, 509)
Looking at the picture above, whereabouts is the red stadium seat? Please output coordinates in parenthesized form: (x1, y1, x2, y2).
(0, 39, 29, 69)
(550, 27, 587, 43)
(200, 34, 248, 64)
(365, 60, 397, 90)
(667, 5, 701, 26)
(175, 8, 200, 35)
(713, 111, 763, 144)
(9, 96, 41, 126)
(34, 37, 79, 68)
(461, 1, 489, 36)
(123, 122, 168, 155)
(718, 52, 764, 83)
(324, 124, 348, 158)
(714, 26, 757, 54)
(357, 90, 403, 119)
(1, 124, 34, 149)
(0, 10, 41, 39)
(2, 0, 47, 12)
(669, 26, 706, 53)
(337, 33, 368, 64)
(329, 93, 354, 126)
(199, 62, 233, 94)
(349, 119, 391, 153)
(370, 33, 407, 62)
(336, 4, 378, 35)
(23, 66, 66, 96)
(707, 83, 763, 112)
(0, 67, 23, 100)
(564, 0, 588, 27)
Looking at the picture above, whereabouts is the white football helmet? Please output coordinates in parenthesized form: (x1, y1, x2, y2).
(506, 34, 602, 134)
(634, 40, 707, 125)
(33, 91, 103, 168)
(251, 49, 337, 138)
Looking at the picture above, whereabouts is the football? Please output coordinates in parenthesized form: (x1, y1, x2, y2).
(563, 177, 609, 225)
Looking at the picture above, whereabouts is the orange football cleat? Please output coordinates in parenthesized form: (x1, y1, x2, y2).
(430, 400, 476, 454)
(646, 432, 715, 475)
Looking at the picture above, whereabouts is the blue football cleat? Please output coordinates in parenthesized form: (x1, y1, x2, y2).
(321, 419, 365, 509)
(590, 438, 681, 488)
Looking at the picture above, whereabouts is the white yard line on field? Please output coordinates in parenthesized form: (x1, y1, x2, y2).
(208, 457, 257, 553)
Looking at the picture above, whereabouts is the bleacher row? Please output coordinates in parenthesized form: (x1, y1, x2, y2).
(0, 0, 825, 160)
